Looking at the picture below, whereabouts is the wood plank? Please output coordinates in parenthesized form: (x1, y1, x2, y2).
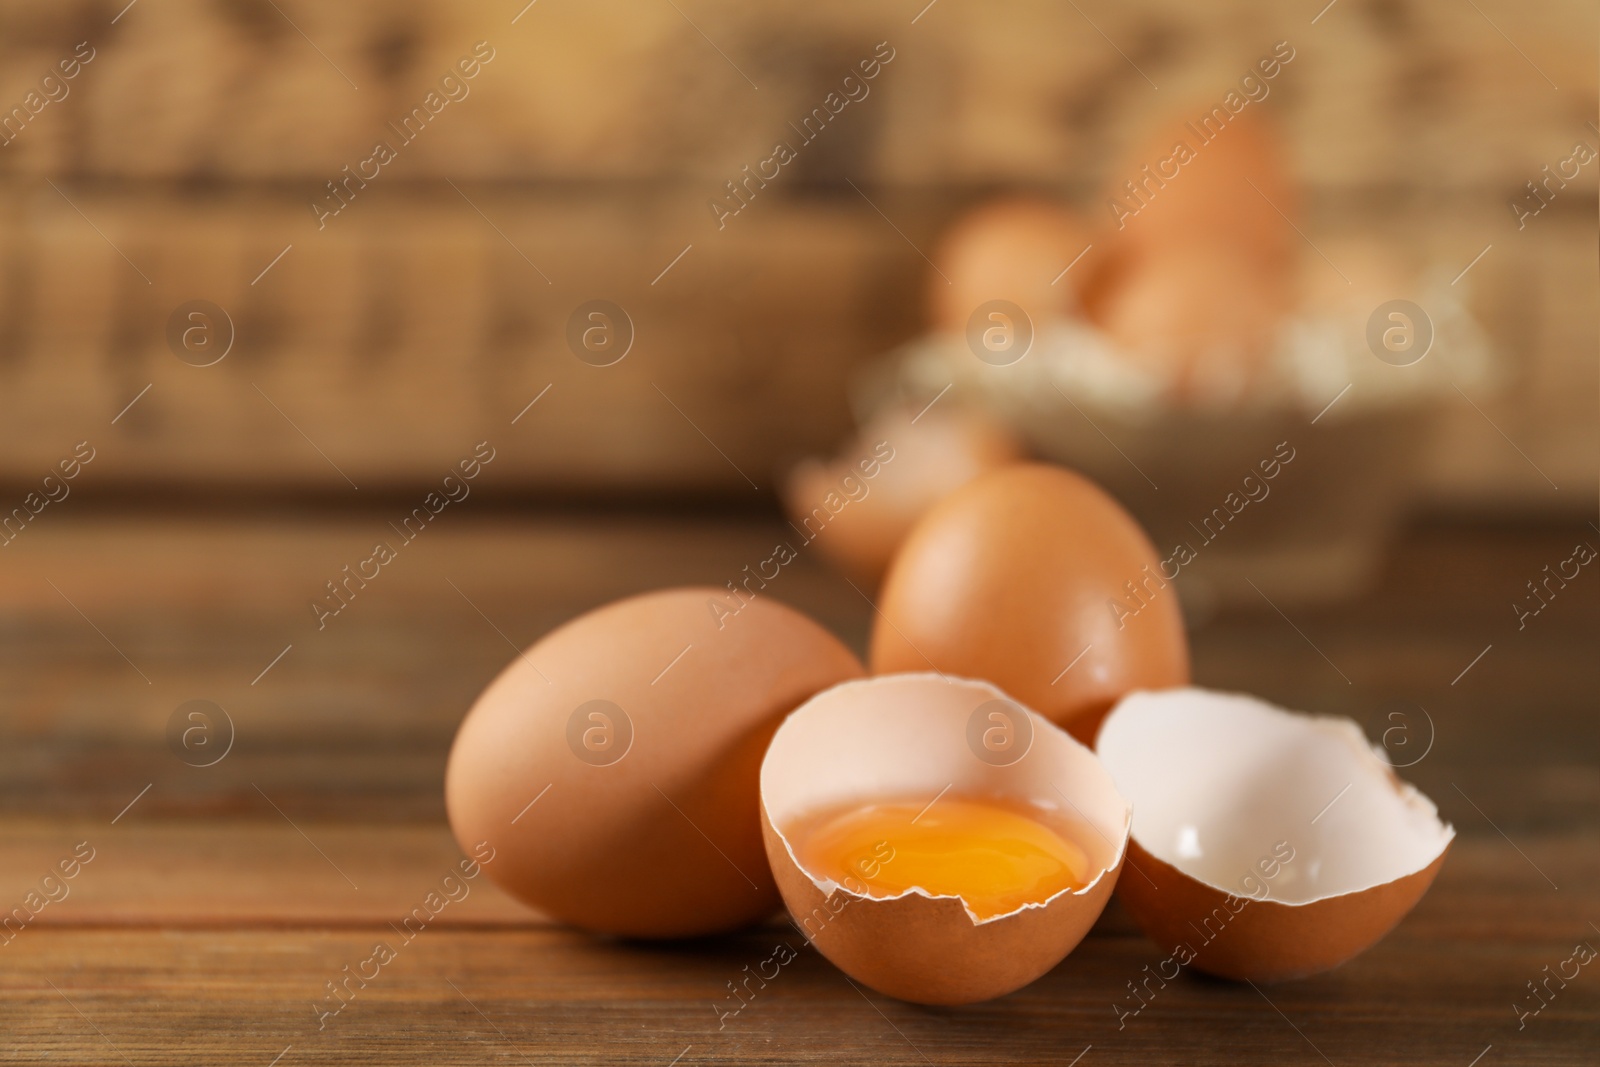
(1, 857, 1596, 1066)
(0, 0, 1593, 499)
(0, 188, 913, 492)
(0, 819, 535, 927)
(1, 818, 1593, 933)
(0, 516, 1594, 827)
(0, 0, 1592, 189)
(0, 183, 1591, 497)
(0, 513, 876, 819)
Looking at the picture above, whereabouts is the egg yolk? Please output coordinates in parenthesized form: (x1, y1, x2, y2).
(798, 797, 1092, 921)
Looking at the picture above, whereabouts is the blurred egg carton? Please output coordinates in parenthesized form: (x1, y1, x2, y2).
(854, 269, 1496, 613)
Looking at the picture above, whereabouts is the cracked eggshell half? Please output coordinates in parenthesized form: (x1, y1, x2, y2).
(759, 673, 1131, 1005)
(1098, 688, 1454, 981)
(445, 588, 864, 940)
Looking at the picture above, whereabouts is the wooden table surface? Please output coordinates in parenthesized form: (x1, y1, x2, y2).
(1, 511, 1596, 1065)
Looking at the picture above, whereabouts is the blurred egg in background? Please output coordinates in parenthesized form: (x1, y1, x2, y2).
(783, 404, 1025, 586)
(929, 197, 1098, 333)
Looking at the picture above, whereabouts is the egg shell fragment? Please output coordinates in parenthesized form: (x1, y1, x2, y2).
(1098, 688, 1455, 981)
(760, 673, 1131, 1005)
(784, 406, 1026, 586)
(445, 587, 864, 939)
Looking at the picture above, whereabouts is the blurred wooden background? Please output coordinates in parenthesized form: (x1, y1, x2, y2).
(0, 0, 1593, 505)
(1, 7, 1596, 1060)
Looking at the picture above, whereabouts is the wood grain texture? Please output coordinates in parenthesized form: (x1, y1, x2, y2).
(0, 186, 915, 493)
(1, 844, 1596, 1065)
(0, 183, 1592, 498)
(0, 0, 1591, 187)
(0, 0, 1593, 499)
(0, 819, 536, 927)
(0, 515, 1594, 828)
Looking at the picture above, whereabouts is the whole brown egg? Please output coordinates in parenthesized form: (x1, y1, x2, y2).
(445, 588, 864, 938)
(930, 197, 1098, 336)
(868, 464, 1189, 744)
(1098, 242, 1290, 402)
(1105, 108, 1299, 272)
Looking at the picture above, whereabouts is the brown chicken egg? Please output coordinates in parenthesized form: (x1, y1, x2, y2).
(1076, 238, 1137, 328)
(1105, 107, 1299, 272)
(930, 197, 1098, 335)
(1098, 242, 1289, 402)
(1299, 235, 1420, 320)
(444, 588, 864, 939)
(760, 673, 1130, 1004)
(783, 405, 1026, 586)
(869, 463, 1190, 744)
(1097, 688, 1454, 981)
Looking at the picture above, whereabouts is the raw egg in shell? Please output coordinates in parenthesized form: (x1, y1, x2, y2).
(760, 673, 1130, 1005)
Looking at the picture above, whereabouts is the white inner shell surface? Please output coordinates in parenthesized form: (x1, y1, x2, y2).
(1098, 688, 1455, 905)
(762, 672, 1131, 924)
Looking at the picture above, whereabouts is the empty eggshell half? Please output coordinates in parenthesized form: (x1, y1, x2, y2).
(1097, 688, 1454, 981)
(760, 673, 1130, 1005)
